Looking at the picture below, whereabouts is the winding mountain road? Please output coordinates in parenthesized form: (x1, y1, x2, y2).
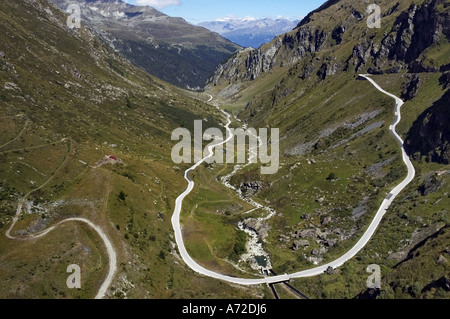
(171, 75, 416, 285)
(5, 139, 117, 299)
(7, 214, 117, 299)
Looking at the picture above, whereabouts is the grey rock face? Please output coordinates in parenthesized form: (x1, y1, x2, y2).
(401, 74, 421, 101)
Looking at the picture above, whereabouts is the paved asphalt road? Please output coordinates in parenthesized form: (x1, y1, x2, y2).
(171, 75, 416, 285)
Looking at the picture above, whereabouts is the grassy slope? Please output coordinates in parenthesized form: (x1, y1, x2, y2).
(0, 0, 262, 299)
(196, 0, 450, 299)
(1, 0, 447, 300)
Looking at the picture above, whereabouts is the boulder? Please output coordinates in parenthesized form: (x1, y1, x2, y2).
(279, 234, 290, 243)
(240, 181, 266, 196)
(321, 216, 332, 226)
(325, 239, 337, 247)
(294, 229, 316, 238)
(292, 240, 310, 251)
(325, 266, 339, 275)
(4, 82, 19, 90)
(436, 254, 448, 265)
(301, 214, 311, 220)
(316, 230, 329, 240)
(418, 175, 444, 196)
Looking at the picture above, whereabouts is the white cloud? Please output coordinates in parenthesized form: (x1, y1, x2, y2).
(135, 0, 180, 9)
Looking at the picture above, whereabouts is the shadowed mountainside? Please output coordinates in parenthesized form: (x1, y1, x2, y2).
(49, 0, 242, 90)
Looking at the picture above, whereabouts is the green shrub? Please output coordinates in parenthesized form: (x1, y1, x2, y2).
(118, 191, 128, 202)
(158, 251, 166, 260)
(327, 173, 338, 181)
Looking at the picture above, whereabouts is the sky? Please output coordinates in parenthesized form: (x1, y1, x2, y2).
(123, 0, 327, 24)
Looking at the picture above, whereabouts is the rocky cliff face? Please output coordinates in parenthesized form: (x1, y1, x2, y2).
(207, 0, 450, 166)
(368, 0, 450, 73)
(208, 23, 331, 87)
(406, 89, 450, 164)
(308, 0, 449, 75)
(401, 74, 421, 101)
(245, 39, 283, 80)
(208, 0, 449, 89)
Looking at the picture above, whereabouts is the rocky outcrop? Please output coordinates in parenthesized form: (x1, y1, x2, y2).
(208, 51, 248, 86)
(382, 1, 442, 64)
(418, 174, 444, 196)
(209, 0, 448, 91)
(245, 40, 282, 80)
(240, 181, 266, 196)
(348, 0, 449, 74)
(406, 89, 450, 164)
(292, 26, 328, 55)
(292, 228, 316, 239)
(401, 74, 421, 101)
(332, 26, 345, 45)
(317, 61, 339, 80)
(388, 224, 447, 264)
(208, 22, 330, 86)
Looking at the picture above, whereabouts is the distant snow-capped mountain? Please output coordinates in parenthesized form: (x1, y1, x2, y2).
(198, 18, 299, 48)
